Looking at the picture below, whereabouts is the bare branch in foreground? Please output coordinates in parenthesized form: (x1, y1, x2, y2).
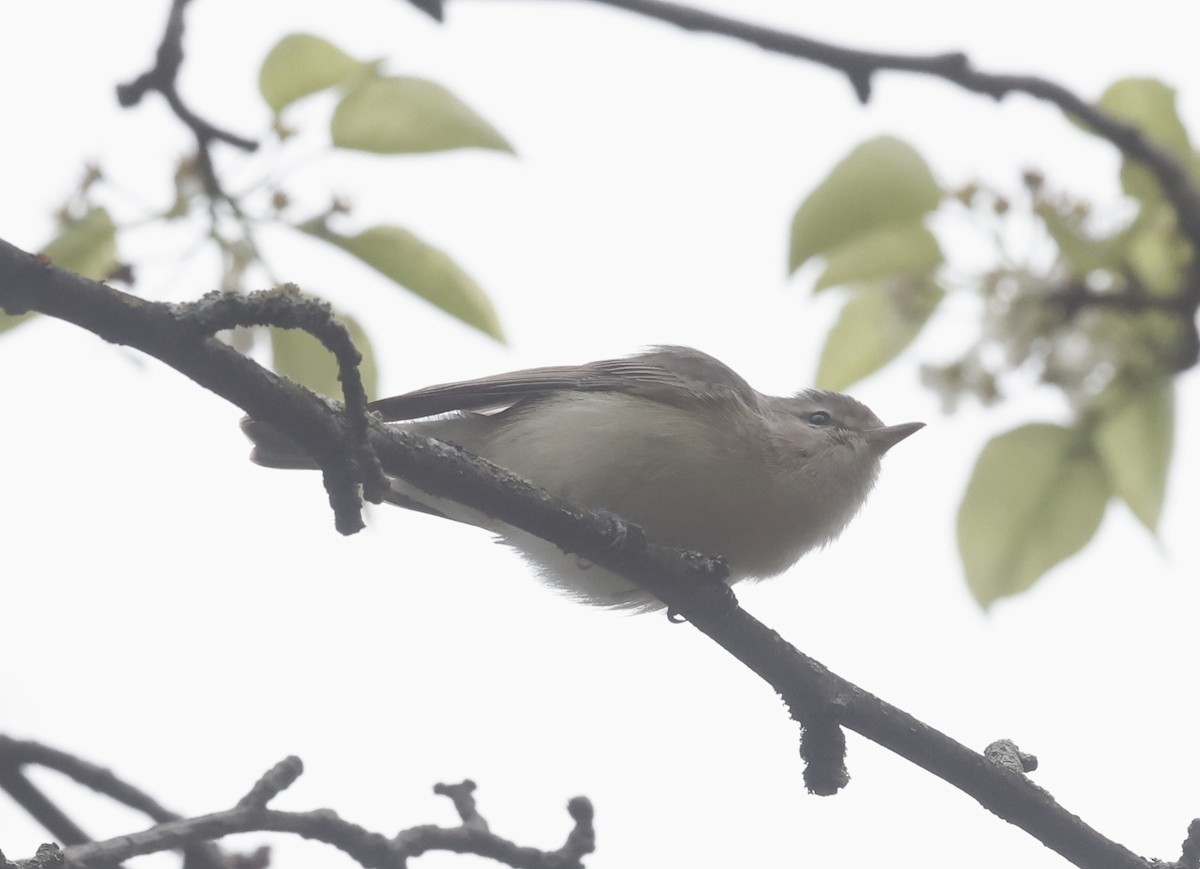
(0, 735, 226, 869)
(0, 740, 593, 869)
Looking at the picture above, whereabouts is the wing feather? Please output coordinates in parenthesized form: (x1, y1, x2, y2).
(368, 346, 758, 421)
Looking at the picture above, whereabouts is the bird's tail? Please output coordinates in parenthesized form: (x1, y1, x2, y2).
(241, 415, 474, 524)
(239, 417, 319, 470)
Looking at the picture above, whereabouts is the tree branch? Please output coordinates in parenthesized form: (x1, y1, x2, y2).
(0, 240, 373, 533)
(539, 0, 1200, 367)
(1179, 818, 1200, 869)
(567, 0, 1200, 256)
(0, 238, 1170, 868)
(0, 736, 231, 869)
(1, 843, 67, 869)
(0, 765, 94, 850)
(115, 0, 257, 198)
(0, 743, 593, 869)
(6, 4, 1196, 866)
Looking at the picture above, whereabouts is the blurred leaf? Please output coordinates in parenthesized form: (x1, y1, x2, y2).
(332, 76, 514, 155)
(1092, 379, 1174, 533)
(270, 310, 378, 401)
(1125, 208, 1190, 296)
(1099, 78, 1191, 155)
(1068, 308, 1188, 387)
(0, 310, 34, 334)
(815, 277, 944, 390)
(259, 33, 367, 114)
(789, 136, 940, 273)
(814, 223, 942, 292)
(299, 221, 504, 341)
(42, 207, 118, 280)
(1036, 204, 1132, 274)
(1097, 78, 1192, 204)
(958, 424, 1109, 608)
(1122, 164, 1168, 207)
(4, 208, 119, 335)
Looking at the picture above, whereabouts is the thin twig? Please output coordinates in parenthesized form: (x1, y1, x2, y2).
(0, 737, 227, 869)
(0, 742, 592, 869)
(571, 0, 1200, 256)
(236, 757, 304, 810)
(0, 764, 95, 849)
(547, 0, 1200, 365)
(49, 761, 592, 869)
(115, 0, 257, 199)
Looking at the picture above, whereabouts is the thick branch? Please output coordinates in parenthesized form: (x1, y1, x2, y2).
(388, 434, 1149, 865)
(0, 238, 1159, 869)
(0, 240, 368, 533)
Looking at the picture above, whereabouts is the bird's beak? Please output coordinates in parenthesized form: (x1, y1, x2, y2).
(865, 421, 925, 454)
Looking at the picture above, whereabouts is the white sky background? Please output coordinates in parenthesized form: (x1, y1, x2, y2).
(3, 2, 1199, 868)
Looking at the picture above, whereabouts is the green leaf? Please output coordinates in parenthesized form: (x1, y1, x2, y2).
(814, 277, 943, 390)
(1099, 78, 1191, 157)
(957, 424, 1109, 608)
(1092, 379, 1174, 533)
(299, 221, 505, 341)
(1036, 204, 1132, 275)
(4, 208, 119, 336)
(270, 310, 378, 401)
(1125, 208, 1191, 296)
(789, 136, 940, 273)
(0, 310, 34, 334)
(42, 207, 118, 280)
(331, 76, 514, 155)
(259, 33, 367, 114)
(1069, 78, 1188, 144)
(813, 223, 942, 292)
(1098, 78, 1192, 204)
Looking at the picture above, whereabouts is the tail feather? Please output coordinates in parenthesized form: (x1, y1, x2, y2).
(243, 416, 462, 523)
(241, 414, 665, 609)
(240, 417, 318, 470)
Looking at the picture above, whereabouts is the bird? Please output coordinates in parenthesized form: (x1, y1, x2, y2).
(242, 346, 923, 609)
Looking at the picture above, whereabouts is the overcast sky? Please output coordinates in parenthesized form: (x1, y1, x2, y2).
(3, 2, 1199, 868)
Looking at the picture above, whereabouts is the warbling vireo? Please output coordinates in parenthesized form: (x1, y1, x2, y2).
(243, 346, 922, 609)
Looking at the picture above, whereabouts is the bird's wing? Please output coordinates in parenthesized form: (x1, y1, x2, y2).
(368, 345, 759, 421)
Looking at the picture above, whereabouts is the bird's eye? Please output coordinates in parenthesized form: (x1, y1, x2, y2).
(807, 410, 833, 426)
